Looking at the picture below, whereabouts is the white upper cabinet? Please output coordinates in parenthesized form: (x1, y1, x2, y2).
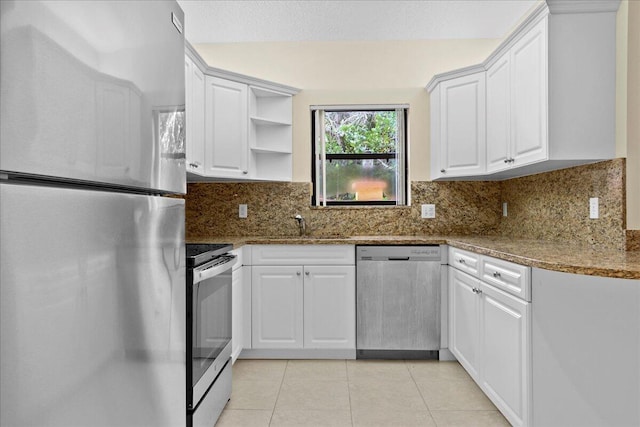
(428, 1, 620, 180)
(486, 56, 512, 173)
(509, 17, 548, 169)
(185, 55, 205, 174)
(184, 43, 299, 182)
(487, 18, 548, 174)
(431, 72, 486, 179)
(204, 76, 249, 179)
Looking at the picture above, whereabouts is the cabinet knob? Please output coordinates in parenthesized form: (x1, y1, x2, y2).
(296, 271, 301, 276)
(242, 170, 248, 175)
(472, 287, 483, 294)
(509, 158, 515, 163)
(504, 159, 509, 163)
(492, 271, 501, 278)
(305, 271, 310, 276)
(458, 259, 466, 264)
(440, 169, 446, 173)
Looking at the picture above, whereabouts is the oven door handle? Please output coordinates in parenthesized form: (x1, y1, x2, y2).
(195, 255, 236, 283)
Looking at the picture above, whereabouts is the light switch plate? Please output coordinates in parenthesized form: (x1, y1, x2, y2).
(421, 204, 436, 219)
(589, 198, 598, 219)
(503, 202, 508, 217)
(239, 204, 248, 218)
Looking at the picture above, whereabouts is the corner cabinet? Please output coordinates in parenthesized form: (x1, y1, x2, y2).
(428, 1, 620, 181)
(184, 43, 299, 182)
(430, 71, 486, 179)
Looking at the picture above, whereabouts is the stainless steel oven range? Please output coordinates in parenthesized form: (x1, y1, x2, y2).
(186, 244, 235, 427)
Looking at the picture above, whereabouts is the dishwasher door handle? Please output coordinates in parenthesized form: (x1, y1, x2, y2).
(387, 257, 410, 261)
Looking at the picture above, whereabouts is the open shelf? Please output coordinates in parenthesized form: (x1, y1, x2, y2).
(250, 146, 292, 154)
(250, 116, 291, 126)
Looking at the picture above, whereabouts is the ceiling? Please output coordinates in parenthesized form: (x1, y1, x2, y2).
(177, 0, 539, 44)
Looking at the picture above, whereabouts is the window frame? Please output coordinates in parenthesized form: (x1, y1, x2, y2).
(311, 105, 408, 207)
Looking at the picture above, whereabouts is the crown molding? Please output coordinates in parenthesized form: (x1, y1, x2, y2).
(546, 0, 621, 14)
(185, 41, 300, 95)
(426, 0, 620, 92)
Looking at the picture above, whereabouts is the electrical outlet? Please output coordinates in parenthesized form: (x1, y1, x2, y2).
(239, 204, 248, 218)
(421, 204, 436, 219)
(502, 202, 508, 217)
(589, 198, 599, 219)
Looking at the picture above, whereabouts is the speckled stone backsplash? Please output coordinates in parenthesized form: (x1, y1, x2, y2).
(186, 181, 502, 238)
(626, 230, 640, 251)
(498, 159, 627, 250)
(186, 159, 629, 250)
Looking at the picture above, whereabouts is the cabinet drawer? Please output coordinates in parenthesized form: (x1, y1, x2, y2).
(481, 256, 531, 301)
(252, 245, 355, 266)
(449, 247, 481, 277)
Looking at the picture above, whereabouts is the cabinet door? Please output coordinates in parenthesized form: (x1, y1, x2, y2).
(251, 266, 303, 349)
(486, 55, 512, 173)
(437, 72, 486, 177)
(241, 265, 252, 350)
(449, 267, 481, 381)
(510, 17, 548, 167)
(480, 283, 530, 427)
(231, 266, 243, 363)
(303, 266, 355, 349)
(204, 76, 249, 178)
(185, 56, 205, 174)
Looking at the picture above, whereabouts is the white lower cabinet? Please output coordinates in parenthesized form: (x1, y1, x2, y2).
(449, 268, 481, 381)
(480, 282, 530, 427)
(251, 264, 355, 350)
(251, 266, 303, 349)
(303, 266, 355, 349)
(247, 245, 356, 356)
(231, 263, 243, 363)
(449, 265, 531, 427)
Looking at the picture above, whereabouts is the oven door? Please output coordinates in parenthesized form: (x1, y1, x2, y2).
(188, 255, 234, 409)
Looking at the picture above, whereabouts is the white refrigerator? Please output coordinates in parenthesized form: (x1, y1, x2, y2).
(0, 1, 187, 425)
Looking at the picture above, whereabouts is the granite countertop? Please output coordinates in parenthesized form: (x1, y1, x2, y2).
(187, 235, 640, 280)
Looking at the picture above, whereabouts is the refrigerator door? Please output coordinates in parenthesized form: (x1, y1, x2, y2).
(0, 183, 186, 426)
(0, 0, 186, 194)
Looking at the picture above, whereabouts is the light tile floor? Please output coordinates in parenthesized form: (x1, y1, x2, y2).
(215, 359, 511, 427)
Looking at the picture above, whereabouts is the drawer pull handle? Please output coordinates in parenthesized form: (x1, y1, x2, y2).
(472, 287, 483, 294)
(458, 259, 466, 264)
(492, 271, 501, 278)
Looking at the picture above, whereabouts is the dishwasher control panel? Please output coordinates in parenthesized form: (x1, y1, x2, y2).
(357, 245, 442, 262)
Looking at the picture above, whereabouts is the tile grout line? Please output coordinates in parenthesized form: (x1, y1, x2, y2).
(267, 359, 288, 427)
(405, 360, 439, 427)
(345, 359, 355, 427)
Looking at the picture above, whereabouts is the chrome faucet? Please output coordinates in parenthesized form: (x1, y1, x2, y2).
(294, 214, 306, 236)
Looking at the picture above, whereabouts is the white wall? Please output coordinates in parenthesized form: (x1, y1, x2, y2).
(626, 0, 640, 230)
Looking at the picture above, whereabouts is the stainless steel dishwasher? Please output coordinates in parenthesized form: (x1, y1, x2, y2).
(356, 245, 442, 359)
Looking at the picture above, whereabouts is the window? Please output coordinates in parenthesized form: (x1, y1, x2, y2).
(312, 106, 407, 206)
